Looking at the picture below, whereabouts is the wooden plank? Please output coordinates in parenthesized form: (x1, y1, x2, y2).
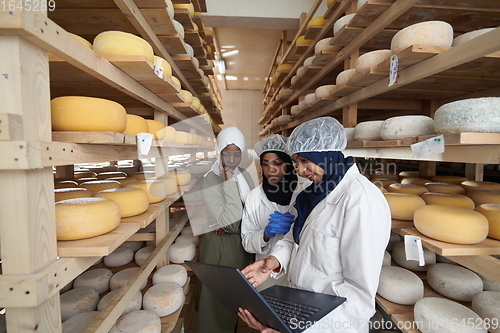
(52, 132, 136, 145)
(121, 197, 178, 228)
(446, 254, 500, 284)
(304, 25, 325, 40)
(135, 0, 169, 7)
(417, 133, 500, 146)
(140, 8, 177, 35)
(171, 103, 201, 116)
(0, 113, 23, 141)
(159, 35, 188, 55)
(174, 8, 195, 29)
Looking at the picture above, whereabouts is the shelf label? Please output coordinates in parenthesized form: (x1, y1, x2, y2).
(404, 235, 425, 266)
(137, 132, 154, 158)
(388, 55, 398, 87)
(154, 58, 164, 79)
(410, 135, 445, 159)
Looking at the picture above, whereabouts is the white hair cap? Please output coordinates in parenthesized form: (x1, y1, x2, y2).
(286, 116, 347, 154)
(254, 134, 287, 157)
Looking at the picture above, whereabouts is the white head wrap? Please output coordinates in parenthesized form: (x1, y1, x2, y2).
(253, 134, 287, 157)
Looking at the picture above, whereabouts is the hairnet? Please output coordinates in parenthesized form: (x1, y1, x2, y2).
(254, 134, 287, 157)
(286, 116, 347, 155)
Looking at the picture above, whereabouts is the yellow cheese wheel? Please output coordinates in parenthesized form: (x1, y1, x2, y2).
(107, 177, 139, 186)
(399, 171, 419, 180)
(475, 204, 500, 240)
(51, 96, 127, 132)
(372, 179, 397, 189)
(174, 131, 190, 144)
(191, 97, 201, 110)
(180, 90, 193, 104)
(424, 182, 465, 195)
(401, 178, 432, 186)
(327, 0, 336, 7)
(307, 16, 327, 27)
(79, 180, 122, 194)
(384, 193, 426, 221)
(93, 31, 154, 63)
(414, 205, 489, 244)
(296, 35, 314, 46)
(173, 3, 194, 17)
(131, 171, 156, 181)
(431, 175, 468, 184)
(163, 126, 176, 142)
(157, 176, 179, 196)
(169, 170, 192, 186)
(54, 188, 93, 202)
(269, 76, 278, 84)
(125, 180, 167, 203)
(153, 56, 173, 78)
(55, 198, 121, 240)
(123, 114, 149, 135)
(277, 64, 293, 72)
(146, 119, 166, 140)
(467, 190, 500, 206)
(461, 180, 500, 193)
(97, 171, 128, 180)
(69, 33, 92, 49)
(55, 180, 79, 189)
(388, 183, 428, 196)
(74, 177, 98, 185)
(421, 192, 475, 210)
(96, 188, 149, 217)
(74, 171, 98, 179)
(171, 76, 181, 90)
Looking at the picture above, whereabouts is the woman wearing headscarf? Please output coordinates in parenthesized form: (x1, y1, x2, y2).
(239, 117, 391, 333)
(196, 126, 255, 333)
(241, 134, 310, 291)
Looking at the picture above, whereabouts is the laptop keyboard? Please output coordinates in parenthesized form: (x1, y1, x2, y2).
(262, 294, 320, 323)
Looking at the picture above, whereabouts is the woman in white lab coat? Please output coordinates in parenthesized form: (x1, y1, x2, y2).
(241, 134, 310, 290)
(238, 117, 391, 333)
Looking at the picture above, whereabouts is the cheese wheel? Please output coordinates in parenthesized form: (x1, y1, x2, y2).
(315, 85, 336, 99)
(290, 75, 300, 85)
(277, 64, 293, 72)
(461, 181, 500, 193)
(472, 291, 500, 333)
(153, 55, 172, 78)
(118, 241, 145, 253)
(166, 2, 174, 18)
(79, 180, 121, 194)
(344, 127, 355, 141)
(467, 190, 500, 206)
(414, 297, 486, 333)
(392, 242, 436, 272)
(422, 192, 475, 209)
(175, 234, 200, 247)
(74, 177, 98, 185)
(69, 33, 93, 49)
(97, 171, 127, 180)
(175, 131, 191, 144)
(98, 289, 142, 316)
(169, 170, 192, 186)
(179, 90, 193, 104)
(383, 251, 391, 266)
(377, 266, 424, 305)
(399, 170, 419, 179)
(296, 35, 313, 46)
(62, 311, 99, 333)
(431, 175, 468, 184)
(170, 76, 181, 90)
(73, 268, 112, 294)
(304, 93, 317, 105)
(74, 171, 97, 179)
(354, 121, 383, 141)
(191, 97, 201, 110)
(56, 198, 121, 240)
(479, 273, 500, 292)
(181, 226, 194, 236)
(427, 263, 483, 301)
(110, 268, 147, 291)
(380, 115, 435, 140)
(387, 231, 401, 251)
(371, 173, 399, 181)
(169, 242, 196, 264)
(145, 119, 166, 140)
(414, 205, 489, 244)
(143, 282, 184, 317)
(152, 264, 188, 287)
(60, 287, 99, 321)
(387, 183, 428, 196)
(384, 193, 426, 221)
(314, 37, 339, 55)
(372, 179, 397, 190)
(108, 176, 138, 186)
(96, 187, 149, 217)
(296, 66, 307, 77)
(54, 180, 79, 189)
(452, 28, 496, 47)
(184, 43, 194, 57)
(156, 176, 178, 196)
(307, 16, 327, 27)
(109, 310, 161, 333)
(55, 188, 93, 202)
(162, 125, 176, 142)
(475, 204, 500, 240)
(125, 180, 167, 203)
(333, 13, 356, 35)
(355, 49, 391, 72)
(401, 178, 432, 186)
(391, 21, 454, 54)
(424, 182, 465, 195)
(51, 96, 127, 132)
(130, 171, 156, 181)
(135, 245, 155, 266)
(173, 3, 194, 17)
(93, 31, 154, 63)
(303, 56, 316, 67)
(336, 68, 357, 85)
(278, 88, 294, 99)
(103, 247, 135, 267)
(123, 114, 149, 135)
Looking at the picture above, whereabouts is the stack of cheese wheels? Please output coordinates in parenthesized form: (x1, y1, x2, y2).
(152, 264, 188, 287)
(74, 268, 113, 294)
(388, 183, 428, 196)
(377, 266, 424, 305)
(461, 180, 500, 193)
(156, 176, 178, 196)
(51, 96, 127, 132)
(60, 287, 100, 321)
(169, 169, 192, 186)
(55, 197, 121, 240)
(355, 49, 392, 72)
(98, 290, 142, 316)
(54, 188, 93, 202)
(336, 68, 356, 85)
(169, 242, 196, 264)
(467, 190, 500, 206)
(380, 115, 435, 140)
(135, 246, 155, 266)
(153, 55, 172, 78)
(97, 171, 127, 180)
(354, 121, 384, 141)
(475, 204, 500, 240)
(427, 263, 483, 301)
(110, 268, 147, 291)
(103, 247, 135, 267)
(123, 114, 149, 135)
(125, 180, 167, 203)
(390, 21, 454, 54)
(401, 178, 431, 186)
(96, 187, 149, 217)
(392, 242, 436, 271)
(414, 205, 489, 244)
(109, 310, 161, 333)
(424, 182, 465, 195)
(93, 31, 154, 63)
(472, 291, 500, 333)
(421, 192, 475, 209)
(143, 282, 185, 317)
(79, 179, 121, 194)
(333, 13, 356, 35)
(452, 27, 496, 46)
(62, 311, 100, 333)
(384, 193, 426, 220)
(145, 119, 166, 140)
(434, 97, 500, 134)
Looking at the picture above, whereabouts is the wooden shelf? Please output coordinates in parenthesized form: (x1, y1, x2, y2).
(174, 8, 195, 30)
(121, 197, 180, 228)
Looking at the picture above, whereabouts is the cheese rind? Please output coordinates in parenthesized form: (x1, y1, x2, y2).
(62, 311, 100, 333)
(123, 114, 149, 135)
(152, 264, 188, 287)
(384, 193, 426, 221)
(125, 180, 167, 203)
(461, 180, 500, 193)
(79, 180, 122, 194)
(467, 190, 500, 206)
(424, 182, 465, 195)
(380, 115, 435, 140)
(93, 31, 154, 63)
(421, 192, 475, 210)
(60, 287, 99, 321)
(377, 266, 424, 305)
(73, 268, 113, 294)
(169, 242, 196, 263)
(391, 21, 454, 54)
(54, 188, 93, 202)
(109, 310, 161, 333)
(388, 183, 428, 196)
(145, 120, 166, 140)
(392, 242, 436, 272)
(143, 282, 185, 317)
(110, 267, 147, 291)
(354, 120, 384, 141)
(96, 187, 149, 217)
(471, 291, 500, 333)
(103, 247, 135, 267)
(98, 289, 142, 316)
(355, 49, 392, 73)
(475, 204, 500, 240)
(427, 263, 483, 302)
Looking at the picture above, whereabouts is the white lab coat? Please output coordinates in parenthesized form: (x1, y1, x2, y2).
(270, 164, 391, 333)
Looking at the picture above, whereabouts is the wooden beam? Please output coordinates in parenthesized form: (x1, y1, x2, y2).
(0, 114, 23, 141)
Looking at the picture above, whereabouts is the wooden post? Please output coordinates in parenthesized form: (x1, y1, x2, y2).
(465, 163, 484, 181)
(419, 161, 437, 179)
(55, 165, 74, 180)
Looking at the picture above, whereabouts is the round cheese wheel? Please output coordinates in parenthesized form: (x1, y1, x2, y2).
(56, 197, 121, 240)
(452, 28, 496, 47)
(354, 121, 384, 141)
(74, 171, 97, 179)
(143, 282, 184, 317)
(307, 16, 327, 27)
(399, 170, 419, 179)
(179, 90, 193, 104)
(108, 177, 139, 186)
(73, 268, 113, 294)
(152, 264, 188, 286)
(118, 241, 145, 253)
(130, 171, 156, 181)
(98, 289, 142, 316)
(430, 175, 468, 184)
(303, 56, 316, 67)
(383, 251, 391, 266)
(166, 2, 174, 18)
(173, 3, 194, 17)
(314, 37, 340, 55)
(123, 114, 149, 135)
(125, 180, 167, 203)
(172, 20, 185, 39)
(175, 131, 191, 144)
(109, 310, 161, 333)
(96, 171, 127, 180)
(401, 178, 432, 186)
(391, 21, 454, 54)
(156, 176, 178, 196)
(191, 97, 202, 110)
(175, 234, 199, 247)
(315, 85, 336, 99)
(414, 297, 486, 333)
(372, 179, 397, 190)
(388, 183, 428, 196)
(344, 127, 355, 141)
(377, 266, 424, 305)
(386, 232, 401, 252)
(427, 263, 483, 301)
(51, 96, 127, 132)
(62, 311, 100, 333)
(290, 75, 300, 85)
(54, 180, 79, 189)
(392, 242, 436, 271)
(467, 190, 500, 206)
(69, 33, 93, 49)
(153, 55, 172, 78)
(380, 115, 435, 140)
(435, 97, 500, 134)
(55, 188, 93, 202)
(424, 182, 465, 195)
(296, 66, 307, 77)
(296, 35, 313, 46)
(145, 120, 166, 140)
(170, 76, 181, 90)
(479, 273, 500, 292)
(472, 291, 500, 333)
(461, 181, 500, 193)
(162, 126, 176, 142)
(79, 180, 122, 194)
(93, 31, 154, 63)
(184, 43, 195, 57)
(110, 268, 147, 291)
(96, 187, 149, 217)
(290, 105, 300, 116)
(74, 177, 99, 185)
(414, 205, 489, 244)
(135, 245, 155, 266)
(475, 204, 500, 240)
(304, 93, 317, 105)
(181, 226, 194, 236)
(333, 13, 356, 35)
(355, 49, 392, 72)
(422, 192, 475, 209)
(60, 287, 99, 321)
(169, 170, 192, 186)
(384, 192, 426, 220)
(104, 247, 134, 267)
(277, 64, 293, 72)
(336, 68, 357, 85)
(169, 242, 196, 264)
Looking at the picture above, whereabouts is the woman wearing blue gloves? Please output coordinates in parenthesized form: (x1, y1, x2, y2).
(241, 134, 310, 291)
(239, 117, 391, 333)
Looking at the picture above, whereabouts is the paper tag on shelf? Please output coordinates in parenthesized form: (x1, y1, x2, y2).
(136, 132, 154, 158)
(410, 135, 445, 159)
(388, 55, 398, 86)
(154, 58, 164, 79)
(404, 235, 425, 266)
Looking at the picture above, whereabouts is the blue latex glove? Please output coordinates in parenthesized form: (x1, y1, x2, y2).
(264, 211, 295, 238)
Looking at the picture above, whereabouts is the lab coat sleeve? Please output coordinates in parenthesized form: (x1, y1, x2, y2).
(269, 227, 295, 279)
(241, 190, 270, 254)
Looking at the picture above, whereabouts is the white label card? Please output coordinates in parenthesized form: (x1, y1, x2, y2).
(154, 58, 164, 79)
(136, 132, 154, 159)
(388, 55, 398, 87)
(404, 235, 425, 266)
(410, 135, 445, 159)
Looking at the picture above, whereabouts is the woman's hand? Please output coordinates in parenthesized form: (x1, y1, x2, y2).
(214, 228, 226, 235)
(241, 256, 280, 287)
(238, 308, 281, 333)
(223, 166, 235, 181)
